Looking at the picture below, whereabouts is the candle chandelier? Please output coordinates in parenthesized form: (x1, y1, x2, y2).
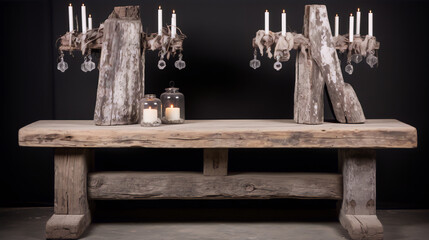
(57, 4, 187, 73)
(250, 8, 379, 75)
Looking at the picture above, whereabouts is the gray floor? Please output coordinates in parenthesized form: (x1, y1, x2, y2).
(1, 207, 428, 240)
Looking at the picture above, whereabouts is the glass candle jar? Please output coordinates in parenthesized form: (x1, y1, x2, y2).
(139, 94, 162, 127)
(160, 87, 185, 124)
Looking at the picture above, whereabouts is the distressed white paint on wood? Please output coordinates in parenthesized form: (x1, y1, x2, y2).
(204, 149, 228, 176)
(88, 172, 342, 200)
(46, 148, 92, 239)
(94, 6, 144, 126)
(293, 6, 325, 125)
(18, 119, 417, 148)
(339, 149, 383, 240)
(306, 5, 365, 123)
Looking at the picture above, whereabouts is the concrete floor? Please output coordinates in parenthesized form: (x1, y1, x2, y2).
(1, 207, 428, 240)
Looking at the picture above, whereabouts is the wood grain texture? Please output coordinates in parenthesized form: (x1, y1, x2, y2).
(18, 119, 417, 148)
(339, 149, 383, 240)
(293, 5, 324, 125)
(306, 5, 365, 123)
(46, 214, 90, 239)
(88, 172, 342, 200)
(48, 149, 92, 239)
(94, 6, 144, 126)
(204, 149, 228, 176)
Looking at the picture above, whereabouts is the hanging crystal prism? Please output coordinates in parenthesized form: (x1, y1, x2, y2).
(273, 55, 282, 71)
(366, 52, 378, 68)
(174, 53, 186, 70)
(81, 56, 88, 72)
(345, 59, 354, 75)
(57, 53, 68, 72)
(85, 54, 96, 72)
(351, 54, 363, 64)
(249, 49, 261, 70)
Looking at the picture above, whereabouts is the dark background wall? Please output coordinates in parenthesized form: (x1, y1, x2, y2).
(1, 0, 428, 209)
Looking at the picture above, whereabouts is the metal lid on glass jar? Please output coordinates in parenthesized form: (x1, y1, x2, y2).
(144, 94, 156, 98)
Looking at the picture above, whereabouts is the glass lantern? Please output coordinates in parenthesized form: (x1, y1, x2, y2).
(160, 87, 185, 124)
(139, 94, 162, 127)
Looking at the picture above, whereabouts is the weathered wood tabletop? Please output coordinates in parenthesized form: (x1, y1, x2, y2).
(19, 119, 417, 148)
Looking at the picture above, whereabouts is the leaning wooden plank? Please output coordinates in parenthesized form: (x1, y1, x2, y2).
(88, 172, 343, 200)
(94, 6, 144, 125)
(306, 5, 365, 123)
(204, 149, 228, 176)
(18, 120, 418, 148)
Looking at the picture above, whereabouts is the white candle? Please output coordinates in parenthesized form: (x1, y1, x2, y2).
(281, 9, 286, 36)
(368, 10, 373, 36)
(165, 104, 180, 121)
(158, 6, 163, 35)
(264, 10, 269, 35)
(68, 3, 74, 32)
(334, 14, 339, 37)
(349, 13, 354, 43)
(143, 107, 158, 123)
(356, 8, 361, 35)
(171, 10, 177, 38)
(81, 4, 87, 34)
(88, 14, 92, 30)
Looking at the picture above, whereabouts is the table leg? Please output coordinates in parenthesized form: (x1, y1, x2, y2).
(203, 148, 228, 176)
(338, 149, 383, 240)
(46, 148, 93, 239)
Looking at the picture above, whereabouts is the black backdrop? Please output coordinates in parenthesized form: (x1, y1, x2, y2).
(1, 0, 429, 210)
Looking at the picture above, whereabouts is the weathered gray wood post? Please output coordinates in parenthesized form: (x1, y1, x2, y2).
(294, 5, 365, 124)
(94, 6, 144, 125)
(46, 149, 93, 239)
(339, 149, 383, 240)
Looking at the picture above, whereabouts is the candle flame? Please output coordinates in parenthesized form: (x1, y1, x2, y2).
(369, 10, 372, 13)
(357, 8, 360, 12)
(350, 13, 353, 16)
(69, 3, 72, 6)
(172, 9, 175, 14)
(282, 9, 285, 13)
(265, 9, 268, 12)
(82, 3, 85, 6)
(149, 106, 152, 109)
(159, 6, 161, 9)
(336, 13, 338, 17)
(170, 104, 174, 108)
(89, 14, 92, 18)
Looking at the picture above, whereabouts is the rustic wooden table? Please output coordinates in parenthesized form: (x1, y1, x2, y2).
(19, 119, 417, 240)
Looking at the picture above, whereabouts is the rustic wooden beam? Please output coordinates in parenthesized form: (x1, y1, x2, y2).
(306, 5, 365, 123)
(204, 148, 228, 176)
(46, 148, 92, 239)
(18, 120, 418, 149)
(88, 172, 342, 200)
(93, 6, 144, 125)
(338, 149, 383, 240)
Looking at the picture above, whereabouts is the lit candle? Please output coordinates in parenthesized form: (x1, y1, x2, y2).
(88, 14, 92, 30)
(281, 9, 286, 36)
(356, 8, 361, 35)
(171, 10, 176, 38)
(143, 107, 158, 123)
(334, 14, 339, 37)
(368, 10, 373, 36)
(264, 10, 269, 35)
(165, 104, 180, 121)
(68, 3, 74, 32)
(349, 13, 354, 43)
(81, 4, 87, 34)
(158, 6, 163, 35)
